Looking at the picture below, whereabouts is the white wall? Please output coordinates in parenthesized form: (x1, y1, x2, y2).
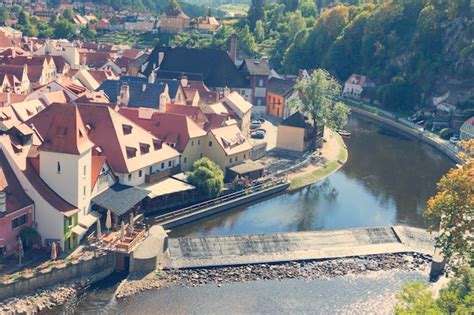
(116, 156, 180, 186)
(39, 149, 92, 219)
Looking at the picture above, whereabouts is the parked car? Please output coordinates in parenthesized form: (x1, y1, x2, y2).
(449, 135, 460, 144)
(250, 120, 262, 129)
(256, 117, 266, 124)
(416, 120, 425, 125)
(251, 129, 265, 139)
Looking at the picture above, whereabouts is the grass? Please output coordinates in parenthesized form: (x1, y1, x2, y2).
(289, 133, 348, 190)
(218, 4, 249, 16)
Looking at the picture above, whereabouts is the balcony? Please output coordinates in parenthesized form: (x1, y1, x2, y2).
(145, 166, 180, 184)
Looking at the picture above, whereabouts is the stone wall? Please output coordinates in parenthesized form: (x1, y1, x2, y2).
(0, 253, 115, 301)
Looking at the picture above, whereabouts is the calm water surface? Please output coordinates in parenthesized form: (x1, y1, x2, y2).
(53, 114, 453, 314)
(170, 115, 453, 237)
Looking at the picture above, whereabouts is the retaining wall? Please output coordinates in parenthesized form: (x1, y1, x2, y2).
(0, 253, 115, 301)
(162, 182, 290, 229)
(350, 106, 461, 164)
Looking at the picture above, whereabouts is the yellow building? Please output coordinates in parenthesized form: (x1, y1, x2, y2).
(276, 111, 319, 152)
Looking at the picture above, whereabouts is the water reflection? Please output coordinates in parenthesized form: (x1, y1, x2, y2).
(170, 115, 453, 238)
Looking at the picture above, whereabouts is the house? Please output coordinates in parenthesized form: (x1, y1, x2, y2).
(98, 76, 186, 109)
(159, 9, 190, 34)
(10, 99, 46, 123)
(143, 46, 248, 93)
(0, 65, 30, 94)
(220, 91, 252, 135)
(239, 58, 271, 107)
(166, 103, 213, 130)
(182, 79, 219, 105)
(205, 125, 252, 174)
(197, 16, 221, 33)
(0, 105, 21, 133)
(460, 117, 474, 140)
(4, 55, 58, 88)
(276, 111, 321, 152)
(266, 77, 297, 119)
(119, 107, 207, 171)
(342, 74, 376, 99)
(0, 149, 34, 257)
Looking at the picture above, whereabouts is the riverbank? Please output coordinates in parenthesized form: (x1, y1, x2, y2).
(0, 281, 81, 313)
(115, 252, 430, 299)
(287, 128, 348, 190)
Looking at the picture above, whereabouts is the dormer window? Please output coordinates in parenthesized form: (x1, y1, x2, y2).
(126, 146, 137, 158)
(56, 127, 67, 137)
(122, 124, 133, 135)
(153, 139, 162, 151)
(140, 143, 150, 155)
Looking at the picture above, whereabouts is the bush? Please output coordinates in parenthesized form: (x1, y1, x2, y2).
(187, 158, 224, 198)
(438, 128, 454, 140)
(18, 227, 41, 249)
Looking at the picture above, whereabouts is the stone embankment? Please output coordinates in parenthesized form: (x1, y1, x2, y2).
(115, 272, 163, 299)
(158, 253, 430, 287)
(0, 282, 81, 314)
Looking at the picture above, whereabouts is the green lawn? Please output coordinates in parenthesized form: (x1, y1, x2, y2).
(218, 4, 249, 16)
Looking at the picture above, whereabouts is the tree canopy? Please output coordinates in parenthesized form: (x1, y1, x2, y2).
(187, 158, 224, 198)
(293, 69, 350, 132)
(424, 140, 474, 266)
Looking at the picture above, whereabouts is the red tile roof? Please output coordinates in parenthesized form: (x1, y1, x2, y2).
(33, 103, 95, 155)
(0, 150, 33, 214)
(119, 107, 206, 152)
(91, 155, 106, 190)
(166, 103, 208, 129)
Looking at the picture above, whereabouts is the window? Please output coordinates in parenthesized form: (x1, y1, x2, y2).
(258, 79, 263, 87)
(183, 157, 187, 163)
(12, 214, 27, 229)
(57, 162, 61, 174)
(229, 158, 232, 163)
(140, 143, 150, 155)
(168, 161, 172, 167)
(191, 140, 194, 146)
(200, 153, 203, 158)
(257, 99, 262, 106)
(139, 170, 142, 177)
(126, 146, 137, 158)
(235, 156, 238, 161)
(198, 140, 200, 145)
(83, 186, 86, 196)
(83, 165, 86, 176)
(244, 154, 246, 159)
(161, 162, 165, 169)
(122, 124, 133, 135)
(65, 216, 72, 227)
(128, 174, 132, 181)
(209, 141, 212, 147)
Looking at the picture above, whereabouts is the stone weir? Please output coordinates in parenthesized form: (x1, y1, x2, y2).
(132, 226, 436, 271)
(161, 226, 435, 269)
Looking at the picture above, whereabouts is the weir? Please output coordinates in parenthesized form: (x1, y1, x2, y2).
(132, 225, 436, 270)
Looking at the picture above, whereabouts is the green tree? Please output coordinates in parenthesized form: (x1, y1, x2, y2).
(395, 266, 474, 314)
(63, 8, 74, 22)
(424, 140, 474, 266)
(299, 0, 317, 18)
(53, 19, 76, 40)
(18, 10, 30, 26)
(254, 19, 265, 42)
(248, 0, 265, 29)
(238, 25, 257, 56)
(287, 10, 306, 40)
(79, 26, 97, 41)
(0, 7, 9, 26)
(187, 158, 224, 198)
(168, 0, 181, 11)
(293, 69, 350, 133)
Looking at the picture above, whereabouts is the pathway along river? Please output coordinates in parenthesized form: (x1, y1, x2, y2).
(52, 114, 453, 314)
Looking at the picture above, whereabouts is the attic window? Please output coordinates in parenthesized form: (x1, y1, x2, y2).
(26, 109, 33, 116)
(79, 129, 84, 138)
(126, 146, 137, 159)
(122, 124, 133, 135)
(140, 143, 150, 155)
(153, 139, 162, 151)
(56, 127, 67, 137)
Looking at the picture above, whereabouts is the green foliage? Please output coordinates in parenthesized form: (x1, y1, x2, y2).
(238, 24, 256, 56)
(168, 0, 181, 11)
(0, 8, 9, 26)
(377, 76, 418, 113)
(395, 267, 474, 314)
(294, 68, 350, 131)
(63, 8, 74, 22)
(187, 157, 224, 198)
(53, 18, 76, 40)
(248, 0, 265, 29)
(255, 19, 265, 42)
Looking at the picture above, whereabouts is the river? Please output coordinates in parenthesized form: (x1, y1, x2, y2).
(52, 114, 453, 314)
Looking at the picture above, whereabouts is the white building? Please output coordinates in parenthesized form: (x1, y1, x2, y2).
(460, 117, 474, 140)
(342, 74, 376, 98)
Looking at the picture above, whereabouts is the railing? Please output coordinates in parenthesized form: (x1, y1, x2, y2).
(114, 229, 145, 253)
(145, 166, 180, 184)
(154, 178, 289, 225)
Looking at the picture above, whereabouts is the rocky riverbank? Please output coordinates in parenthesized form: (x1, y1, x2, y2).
(0, 282, 81, 314)
(114, 253, 431, 299)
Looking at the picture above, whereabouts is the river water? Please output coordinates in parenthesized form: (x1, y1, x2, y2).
(53, 114, 453, 314)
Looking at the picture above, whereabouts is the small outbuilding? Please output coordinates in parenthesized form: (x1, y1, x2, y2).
(276, 111, 321, 153)
(225, 160, 266, 182)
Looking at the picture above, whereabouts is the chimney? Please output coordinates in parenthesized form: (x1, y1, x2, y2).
(180, 75, 188, 88)
(118, 83, 130, 107)
(158, 52, 164, 67)
(229, 33, 237, 64)
(5, 87, 11, 105)
(148, 70, 156, 84)
(0, 190, 6, 213)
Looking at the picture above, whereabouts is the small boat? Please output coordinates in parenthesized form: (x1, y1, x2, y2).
(337, 130, 352, 137)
